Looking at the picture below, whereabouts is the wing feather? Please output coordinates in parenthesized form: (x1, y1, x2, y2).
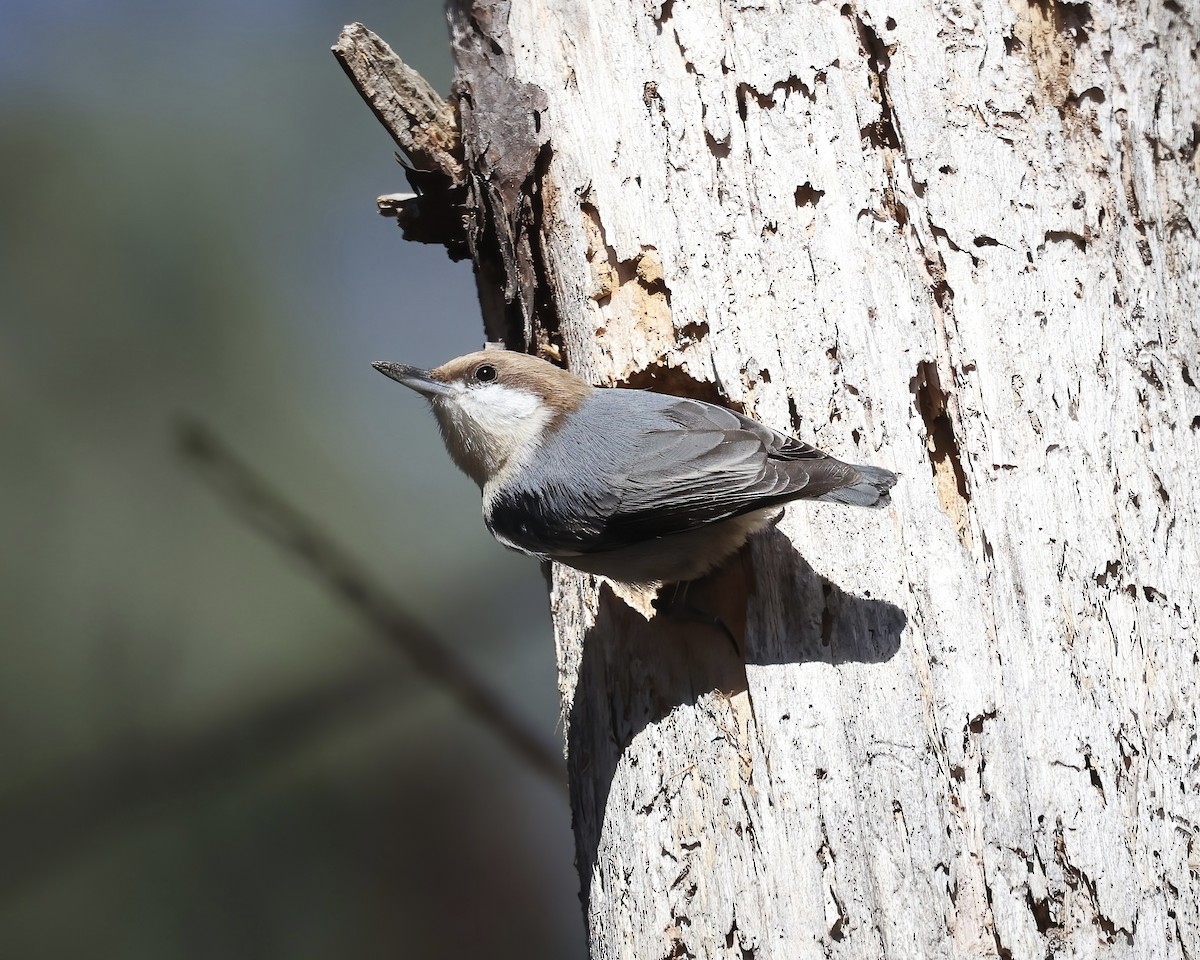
(485, 391, 894, 558)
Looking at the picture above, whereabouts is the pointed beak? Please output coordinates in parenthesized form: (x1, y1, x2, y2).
(372, 361, 454, 398)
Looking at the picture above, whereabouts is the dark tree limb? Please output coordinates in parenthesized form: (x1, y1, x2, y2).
(175, 418, 565, 789)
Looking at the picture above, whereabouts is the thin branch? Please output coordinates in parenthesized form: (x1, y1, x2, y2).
(174, 417, 565, 789)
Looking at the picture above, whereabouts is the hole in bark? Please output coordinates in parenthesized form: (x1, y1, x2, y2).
(1094, 559, 1121, 588)
(794, 182, 825, 206)
(911, 361, 971, 543)
(786, 395, 803, 433)
(614, 363, 734, 409)
(968, 711, 994, 734)
(1182, 363, 1195, 387)
(1082, 751, 1108, 804)
(974, 235, 1000, 247)
(1027, 889, 1059, 933)
(885, 15, 897, 29)
(861, 118, 900, 151)
(1044, 229, 1087, 251)
(1183, 122, 1200, 163)
(1046, 0, 1093, 42)
(1067, 86, 1106, 109)
(845, 9, 902, 151)
(776, 75, 816, 101)
(705, 129, 732, 158)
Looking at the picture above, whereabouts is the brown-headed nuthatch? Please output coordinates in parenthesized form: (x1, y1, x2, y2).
(373, 351, 897, 585)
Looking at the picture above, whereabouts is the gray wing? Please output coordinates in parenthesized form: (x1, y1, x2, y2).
(592, 396, 876, 547)
(487, 391, 894, 558)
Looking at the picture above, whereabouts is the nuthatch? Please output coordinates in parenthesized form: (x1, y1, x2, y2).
(373, 350, 897, 585)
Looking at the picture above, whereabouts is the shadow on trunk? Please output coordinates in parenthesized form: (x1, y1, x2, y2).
(566, 525, 906, 914)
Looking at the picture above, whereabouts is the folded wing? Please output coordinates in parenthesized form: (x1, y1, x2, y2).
(486, 391, 895, 558)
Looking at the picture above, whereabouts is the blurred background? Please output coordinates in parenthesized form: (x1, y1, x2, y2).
(0, 1, 583, 957)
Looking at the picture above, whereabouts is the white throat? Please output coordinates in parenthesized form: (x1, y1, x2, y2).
(431, 383, 552, 487)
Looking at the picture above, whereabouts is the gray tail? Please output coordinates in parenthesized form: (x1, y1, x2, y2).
(819, 463, 899, 508)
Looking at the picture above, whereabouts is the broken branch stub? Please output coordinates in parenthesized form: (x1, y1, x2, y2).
(332, 22, 463, 178)
(333, 22, 470, 259)
(335, 16, 557, 345)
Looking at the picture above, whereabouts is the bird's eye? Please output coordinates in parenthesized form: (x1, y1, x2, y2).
(474, 364, 497, 383)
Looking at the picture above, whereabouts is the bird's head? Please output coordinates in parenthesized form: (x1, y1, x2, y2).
(373, 349, 592, 487)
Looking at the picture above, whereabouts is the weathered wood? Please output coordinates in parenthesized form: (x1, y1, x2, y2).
(333, 23, 469, 258)
(344, 0, 1200, 955)
(333, 22, 462, 180)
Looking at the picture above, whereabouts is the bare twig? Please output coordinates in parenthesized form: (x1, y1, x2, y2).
(175, 418, 565, 789)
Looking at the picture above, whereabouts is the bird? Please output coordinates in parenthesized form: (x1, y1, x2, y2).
(373, 350, 896, 585)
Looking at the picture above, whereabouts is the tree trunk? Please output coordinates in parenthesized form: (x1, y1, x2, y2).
(341, 0, 1200, 952)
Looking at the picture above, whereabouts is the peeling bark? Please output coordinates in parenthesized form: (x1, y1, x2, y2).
(338, 0, 1200, 954)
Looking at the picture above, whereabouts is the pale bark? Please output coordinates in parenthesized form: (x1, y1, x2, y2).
(343, 0, 1200, 953)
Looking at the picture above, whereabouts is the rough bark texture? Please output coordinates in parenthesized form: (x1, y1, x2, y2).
(351, 0, 1200, 953)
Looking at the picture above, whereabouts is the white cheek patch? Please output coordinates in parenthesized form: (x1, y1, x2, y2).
(462, 383, 539, 422)
(435, 383, 553, 485)
(459, 384, 550, 443)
